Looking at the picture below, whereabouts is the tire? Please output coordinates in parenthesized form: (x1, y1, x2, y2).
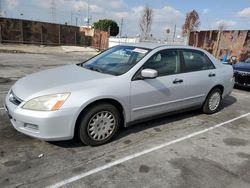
(78, 103, 121, 146)
(202, 88, 222, 114)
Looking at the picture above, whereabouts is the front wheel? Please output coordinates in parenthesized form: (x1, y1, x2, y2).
(78, 103, 121, 146)
(202, 88, 222, 114)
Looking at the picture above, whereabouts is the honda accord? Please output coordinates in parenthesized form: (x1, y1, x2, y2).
(5, 44, 234, 146)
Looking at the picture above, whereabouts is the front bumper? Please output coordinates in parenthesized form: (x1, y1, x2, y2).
(234, 82, 250, 88)
(234, 71, 250, 88)
(4, 92, 78, 141)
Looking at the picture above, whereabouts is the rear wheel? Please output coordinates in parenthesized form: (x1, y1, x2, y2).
(78, 103, 121, 146)
(202, 88, 222, 114)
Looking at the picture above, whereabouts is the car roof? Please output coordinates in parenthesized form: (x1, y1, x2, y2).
(120, 42, 202, 51)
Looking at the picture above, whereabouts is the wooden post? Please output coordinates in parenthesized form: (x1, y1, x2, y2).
(20, 20, 24, 44)
(0, 25, 2, 43)
(99, 31, 102, 51)
(187, 30, 190, 46)
(195, 32, 199, 47)
(75, 31, 77, 46)
(215, 31, 222, 58)
(58, 25, 61, 45)
(41, 25, 43, 45)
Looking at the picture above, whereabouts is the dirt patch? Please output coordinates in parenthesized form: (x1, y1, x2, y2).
(4, 160, 20, 167)
(153, 128, 162, 132)
(236, 152, 250, 184)
(72, 166, 85, 174)
(0, 49, 27, 54)
(139, 165, 150, 173)
(123, 140, 132, 145)
(237, 152, 250, 159)
(105, 159, 112, 163)
(223, 138, 249, 146)
(0, 77, 12, 84)
(169, 157, 250, 188)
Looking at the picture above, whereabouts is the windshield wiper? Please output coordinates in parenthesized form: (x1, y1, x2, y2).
(83, 65, 102, 73)
(90, 67, 102, 73)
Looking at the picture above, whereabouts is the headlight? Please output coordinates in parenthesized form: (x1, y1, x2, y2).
(22, 93, 70, 111)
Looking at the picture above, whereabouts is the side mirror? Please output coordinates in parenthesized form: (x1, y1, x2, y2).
(141, 69, 158, 79)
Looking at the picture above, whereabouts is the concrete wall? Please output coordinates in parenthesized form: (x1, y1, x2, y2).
(0, 18, 85, 46)
(189, 30, 250, 61)
(109, 37, 140, 47)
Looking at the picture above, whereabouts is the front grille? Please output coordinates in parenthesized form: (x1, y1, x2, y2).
(9, 91, 23, 106)
(235, 72, 250, 85)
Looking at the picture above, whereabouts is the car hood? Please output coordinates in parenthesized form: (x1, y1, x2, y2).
(233, 63, 250, 72)
(12, 64, 113, 100)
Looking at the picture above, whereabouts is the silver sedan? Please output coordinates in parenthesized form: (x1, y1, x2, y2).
(5, 44, 234, 146)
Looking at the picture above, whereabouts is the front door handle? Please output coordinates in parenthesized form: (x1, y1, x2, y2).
(209, 73, 216, 77)
(173, 79, 183, 84)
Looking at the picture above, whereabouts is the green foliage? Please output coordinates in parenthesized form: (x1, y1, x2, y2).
(93, 19, 119, 36)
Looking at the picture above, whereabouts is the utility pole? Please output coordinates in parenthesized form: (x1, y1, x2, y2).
(172, 24, 176, 43)
(120, 18, 124, 38)
(87, 0, 90, 27)
(75, 17, 78, 26)
(70, 11, 73, 25)
(50, 0, 56, 22)
(77, 9, 81, 26)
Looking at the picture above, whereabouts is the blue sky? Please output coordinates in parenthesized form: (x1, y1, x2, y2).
(1, 0, 250, 38)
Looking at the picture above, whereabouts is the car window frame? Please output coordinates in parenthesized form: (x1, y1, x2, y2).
(245, 57, 250, 63)
(180, 49, 216, 73)
(132, 48, 185, 81)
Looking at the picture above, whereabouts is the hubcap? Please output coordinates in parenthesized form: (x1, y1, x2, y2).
(209, 92, 221, 111)
(87, 111, 116, 141)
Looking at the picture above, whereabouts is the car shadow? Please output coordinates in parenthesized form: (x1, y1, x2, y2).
(116, 95, 237, 141)
(117, 110, 202, 139)
(219, 95, 237, 110)
(48, 95, 237, 148)
(48, 139, 83, 148)
(234, 85, 250, 92)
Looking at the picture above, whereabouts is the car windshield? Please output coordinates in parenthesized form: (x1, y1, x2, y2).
(245, 57, 250, 63)
(79, 45, 150, 76)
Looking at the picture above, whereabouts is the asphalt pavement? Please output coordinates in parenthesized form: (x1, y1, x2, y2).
(0, 52, 250, 188)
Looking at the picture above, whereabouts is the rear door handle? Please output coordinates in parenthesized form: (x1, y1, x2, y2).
(173, 79, 183, 84)
(209, 73, 216, 77)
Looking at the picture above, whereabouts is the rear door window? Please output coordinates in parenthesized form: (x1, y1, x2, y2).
(182, 49, 215, 72)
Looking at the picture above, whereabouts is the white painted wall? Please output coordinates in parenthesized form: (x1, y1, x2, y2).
(109, 37, 140, 47)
